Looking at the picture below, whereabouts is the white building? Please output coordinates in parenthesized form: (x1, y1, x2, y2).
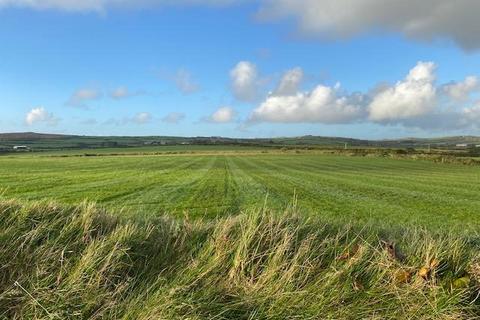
(13, 146, 30, 151)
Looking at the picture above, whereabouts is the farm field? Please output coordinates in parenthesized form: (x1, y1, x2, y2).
(2, 144, 267, 157)
(1, 150, 480, 232)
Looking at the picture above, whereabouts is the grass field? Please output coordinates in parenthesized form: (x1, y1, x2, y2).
(1, 150, 480, 232)
(2, 200, 480, 319)
(2, 149, 480, 318)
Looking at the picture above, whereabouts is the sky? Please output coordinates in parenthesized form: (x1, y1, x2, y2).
(1, 0, 480, 139)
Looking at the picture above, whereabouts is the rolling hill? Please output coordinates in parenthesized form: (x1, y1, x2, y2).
(1, 132, 480, 151)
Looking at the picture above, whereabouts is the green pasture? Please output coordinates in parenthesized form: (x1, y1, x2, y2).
(1, 151, 479, 232)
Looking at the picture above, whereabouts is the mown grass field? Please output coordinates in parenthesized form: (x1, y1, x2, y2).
(2, 148, 480, 319)
(1, 150, 479, 232)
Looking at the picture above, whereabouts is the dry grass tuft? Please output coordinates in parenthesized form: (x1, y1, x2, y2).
(1, 199, 479, 319)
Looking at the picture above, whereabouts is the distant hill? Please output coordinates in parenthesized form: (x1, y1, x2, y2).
(0, 132, 75, 140)
(1, 132, 479, 151)
(258, 135, 480, 148)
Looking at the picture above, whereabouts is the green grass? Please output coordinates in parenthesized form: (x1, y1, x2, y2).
(3, 150, 480, 318)
(1, 199, 480, 319)
(1, 152, 480, 232)
(2, 144, 266, 157)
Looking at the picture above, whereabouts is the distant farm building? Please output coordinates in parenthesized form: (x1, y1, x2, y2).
(455, 143, 480, 149)
(143, 140, 168, 146)
(13, 146, 30, 151)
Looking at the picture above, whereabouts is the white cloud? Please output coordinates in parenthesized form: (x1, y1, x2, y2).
(443, 76, 479, 101)
(133, 112, 152, 124)
(273, 67, 304, 96)
(3, 1, 480, 51)
(109, 86, 132, 99)
(251, 84, 365, 123)
(230, 61, 259, 102)
(0, 0, 244, 12)
(103, 112, 153, 126)
(208, 106, 236, 123)
(462, 104, 480, 123)
(67, 88, 102, 108)
(174, 69, 200, 95)
(162, 112, 186, 123)
(110, 86, 146, 99)
(110, 86, 130, 99)
(368, 62, 437, 122)
(249, 61, 480, 131)
(25, 107, 59, 126)
(258, 0, 480, 51)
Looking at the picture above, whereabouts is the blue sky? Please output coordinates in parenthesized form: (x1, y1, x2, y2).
(1, 0, 480, 139)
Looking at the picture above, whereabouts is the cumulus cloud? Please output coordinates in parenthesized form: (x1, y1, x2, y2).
(132, 112, 152, 124)
(207, 106, 236, 123)
(273, 67, 304, 96)
(369, 65, 480, 131)
(162, 112, 186, 124)
(25, 107, 59, 126)
(251, 84, 365, 124)
(110, 86, 144, 100)
(111, 86, 130, 99)
(230, 61, 260, 102)
(443, 76, 479, 101)
(173, 69, 200, 95)
(249, 61, 480, 132)
(368, 61, 437, 122)
(0, 0, 244, 12)
(462, 104, 480, 123)
(258, 0, 480, 51)
(67, 88, 102, 108)
(103, 112, 153, 126)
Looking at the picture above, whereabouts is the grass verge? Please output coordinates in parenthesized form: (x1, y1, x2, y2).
(1, 199, 480, 319)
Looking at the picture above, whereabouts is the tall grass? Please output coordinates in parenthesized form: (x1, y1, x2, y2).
(1, 199, 479, 319)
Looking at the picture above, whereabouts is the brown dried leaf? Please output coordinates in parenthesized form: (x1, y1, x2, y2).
(418, 267, 430, 280)
(429, 258, 440, 269)
(394, 269, 412, 284)
(338, 244, 359, 260)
